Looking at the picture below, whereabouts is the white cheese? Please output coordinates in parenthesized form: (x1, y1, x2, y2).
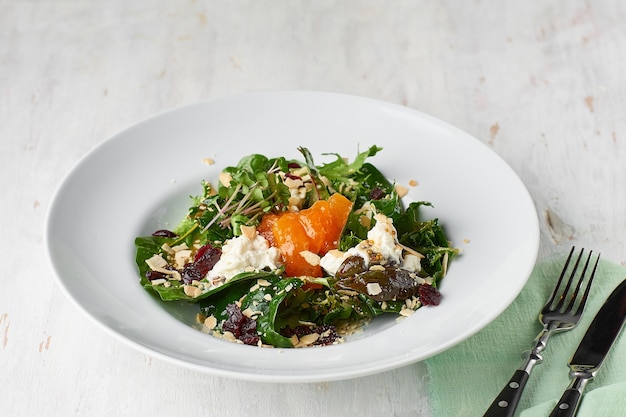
(207, 233, 280, 281)
(319, 249, 349, 276)
(365, 213, 402, 264)
(320, 213, 414, 274)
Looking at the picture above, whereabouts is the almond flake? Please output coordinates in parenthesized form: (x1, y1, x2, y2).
(183, 285, 202, 298)
(399, 308, 414, 317)
(300, 250, 320, 266)
(204, 315, 218, 330)
(295, 333, 320, 347)
(395, 184, 409, 198)
(240, 225, 256, 239)
(219, 172, 233, 187)
(366, 282, 383, 296)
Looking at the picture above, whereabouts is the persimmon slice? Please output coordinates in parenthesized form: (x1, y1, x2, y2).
(262, 193, 353, 277)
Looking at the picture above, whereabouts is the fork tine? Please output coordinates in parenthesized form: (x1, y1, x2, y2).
(544, 246, 576, 308)
(553, 247, 585, 311)
(574, 252, 600, 316)
(562, 249, 594, 312)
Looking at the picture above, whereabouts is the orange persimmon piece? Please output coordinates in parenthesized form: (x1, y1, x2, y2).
(298, 200, 334, 254)
(323, 193, 353, 253)
(261, 193, 353, 278)
(257, 212, 279, 247)
(272, 212, 322, 277)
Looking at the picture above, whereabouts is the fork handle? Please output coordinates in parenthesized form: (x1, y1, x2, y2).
(482, 370, 530, 417)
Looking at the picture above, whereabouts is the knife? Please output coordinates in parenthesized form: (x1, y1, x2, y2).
(547, 278, 626, 417)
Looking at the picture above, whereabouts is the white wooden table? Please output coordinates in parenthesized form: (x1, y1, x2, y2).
(2, 1, 625, 416)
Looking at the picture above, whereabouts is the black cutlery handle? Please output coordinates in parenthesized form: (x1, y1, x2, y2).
(482, 370, 530, 417)
(547, 388, 582, 417)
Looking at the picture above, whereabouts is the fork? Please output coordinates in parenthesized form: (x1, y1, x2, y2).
(482, 246, 600, 417)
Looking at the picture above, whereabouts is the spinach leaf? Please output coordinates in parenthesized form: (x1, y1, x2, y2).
(241, 277, 305, 348)
(395, 202, 460, 284)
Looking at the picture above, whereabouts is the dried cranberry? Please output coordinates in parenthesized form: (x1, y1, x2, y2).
(152, 229, 178, 238)
(180, 244, 221, 284)
(288, 162, 302, 169)
(222, 304, 259, 345)
(284, 172, 302, 181)
(369, 187, 386, 200)
(181, 264, 203, 284)
(193, 244, 222, 275)
(418, 284, 442, 306)
(145, 270, 166, 281)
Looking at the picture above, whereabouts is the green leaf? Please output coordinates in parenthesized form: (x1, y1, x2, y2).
(241, 277, 305, 348)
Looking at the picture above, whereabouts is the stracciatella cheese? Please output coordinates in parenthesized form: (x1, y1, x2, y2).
(207, 234, 281, 281)
(320, 213, 421, 275)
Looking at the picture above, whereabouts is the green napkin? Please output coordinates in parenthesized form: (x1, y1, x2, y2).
(425, 255, 626, 417)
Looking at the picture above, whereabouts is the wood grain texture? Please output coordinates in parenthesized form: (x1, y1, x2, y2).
(2, 1, 625, 416)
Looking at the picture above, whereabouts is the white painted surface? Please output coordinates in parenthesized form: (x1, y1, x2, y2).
(2, 1, 625, 416)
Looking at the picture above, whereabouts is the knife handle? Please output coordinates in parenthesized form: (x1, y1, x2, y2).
(547, 388, 582, 417)
(547, 376, 590, 417)
(482, 369, 530, 417)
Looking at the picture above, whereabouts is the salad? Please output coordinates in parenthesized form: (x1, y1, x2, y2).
(135, 146, 459, 348)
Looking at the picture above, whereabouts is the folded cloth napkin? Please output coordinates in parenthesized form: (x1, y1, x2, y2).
(424, 254, 626, 417)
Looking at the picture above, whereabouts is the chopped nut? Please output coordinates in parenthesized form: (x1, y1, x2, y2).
(202, 157, 215, 165)
(395, 184, 409, 198)
(145, 254, 168, 270)
(203, 316, 217, 330)
(257, 279, 271, 287)
(399, 243, 425, 259)
(295, 333, 320, 348)
(222, 331, 238, 342)
(145, 254, 182, 281)
(399, 308, 414, 317)
(366, 282, 383, 296)
(408, 179, 418, 187)
(219, 171, 232, 187)
(240, 225, 256, 239)
(300, 250, 320, 266)
(284, 176, 304, 189)
(171, 243, 189, 252)
(174, 249, 192, 269)
(183, 285, 203, 298)
(161, 243, 174, 255)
